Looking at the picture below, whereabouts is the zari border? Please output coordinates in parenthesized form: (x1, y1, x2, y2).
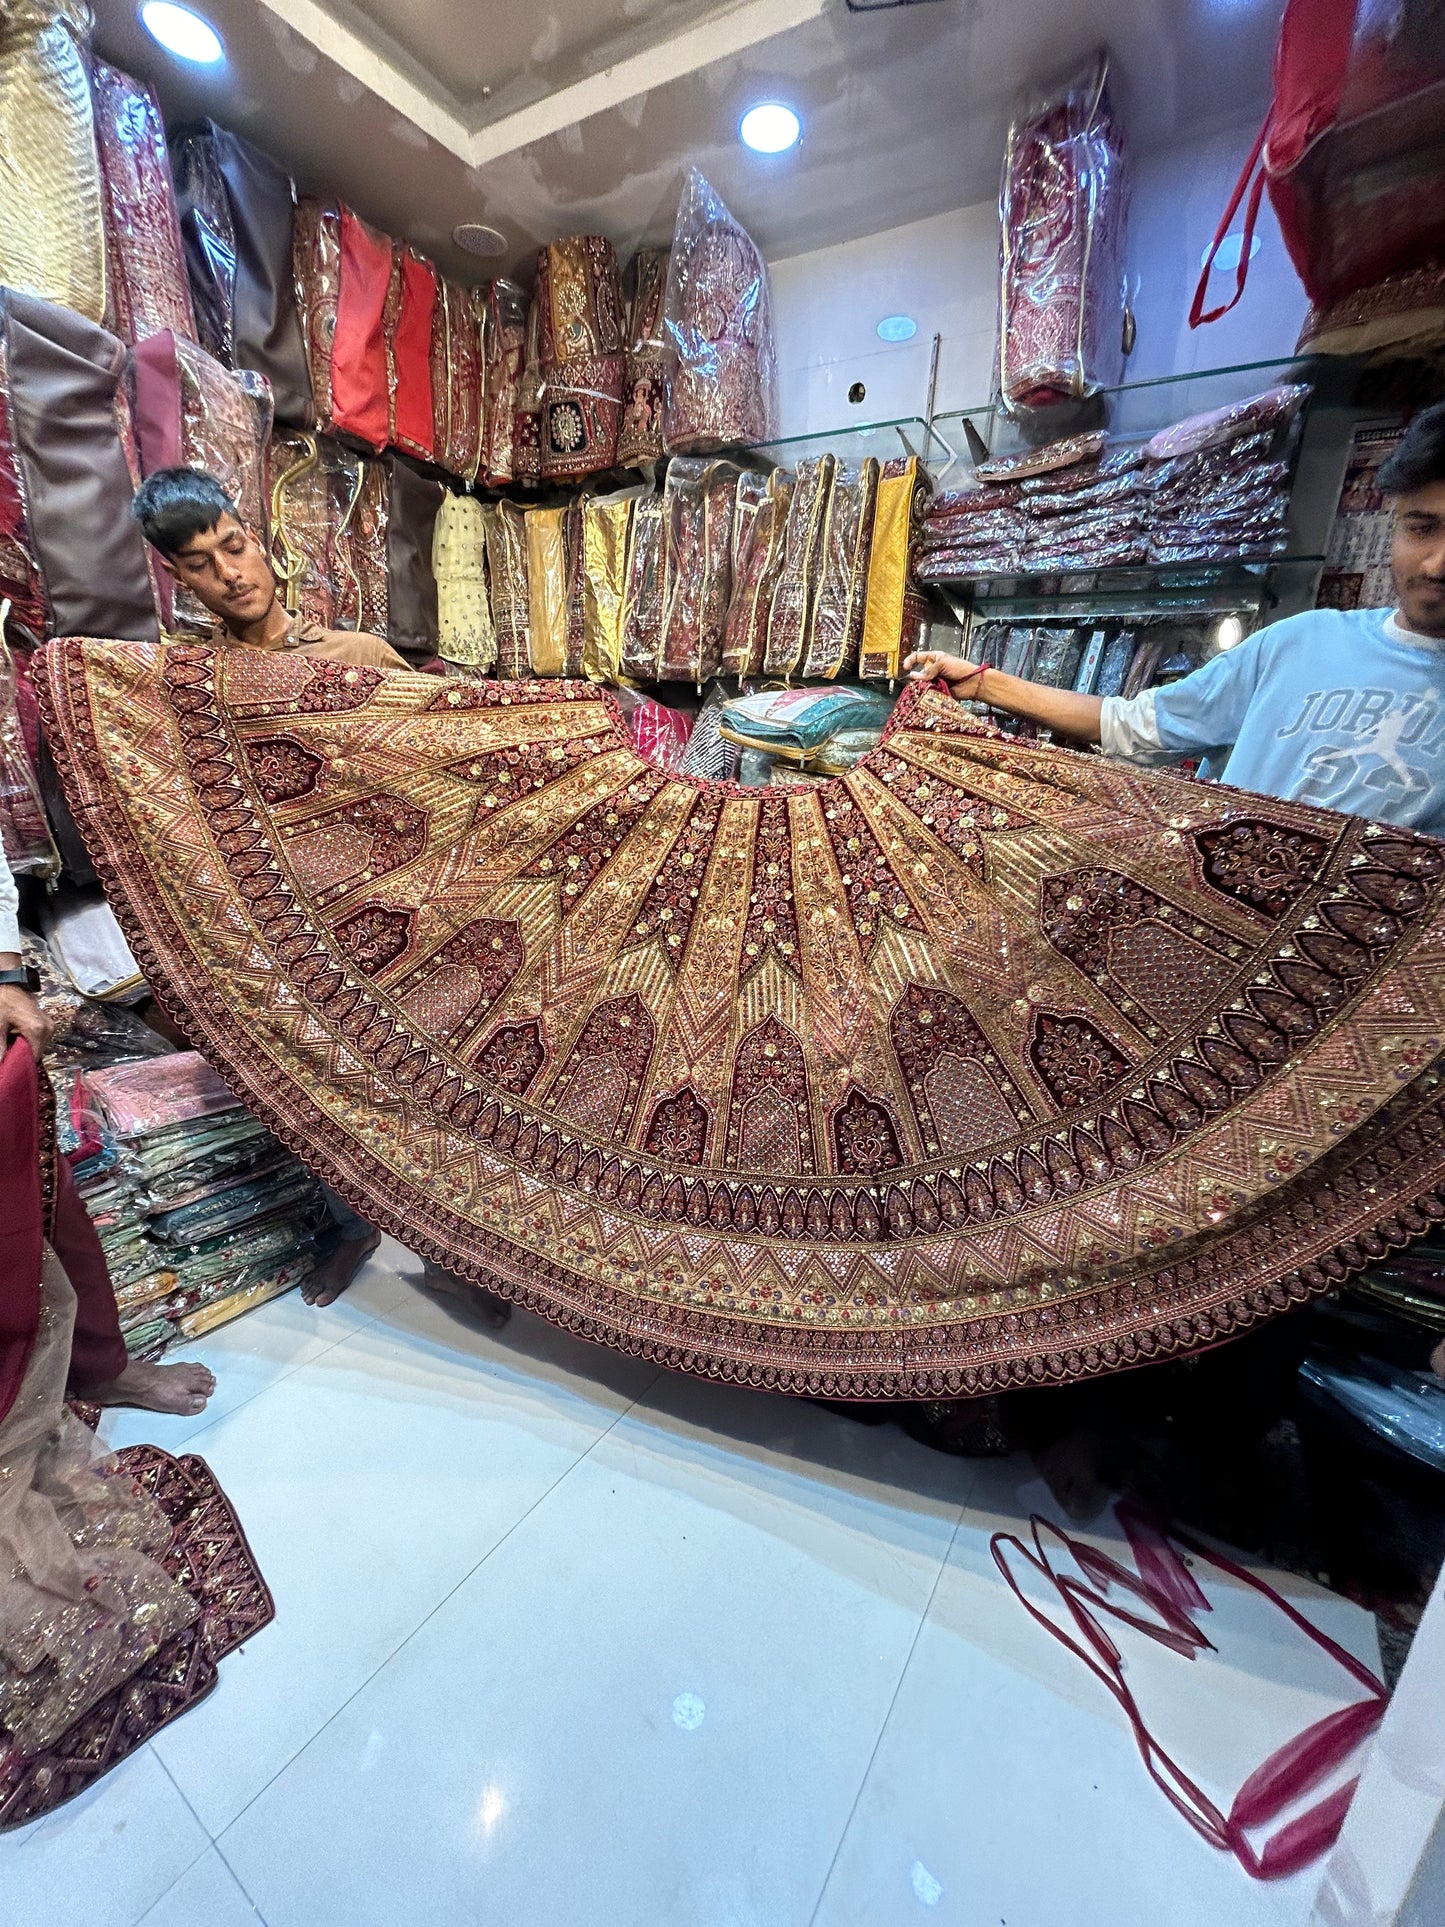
(33, 643, 1445, 1400)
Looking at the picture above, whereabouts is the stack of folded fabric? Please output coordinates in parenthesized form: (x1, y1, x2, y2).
(1021, 445, 1148, 570)
(718, 684, 894, 776)
(916, 483, 1024, 582)
(1144, 383, 1307, 565)
(78, 1051, 324, 1356)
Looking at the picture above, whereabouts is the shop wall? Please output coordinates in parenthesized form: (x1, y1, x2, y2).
(769, 116, 1310, 441)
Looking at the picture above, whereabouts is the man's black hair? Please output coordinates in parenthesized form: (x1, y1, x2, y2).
(1378, 401, 1445, 497)
(131, 467, 242, 556)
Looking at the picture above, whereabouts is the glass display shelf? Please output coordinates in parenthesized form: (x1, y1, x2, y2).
(734, 413, 954, 470)
(925, 555, 1325, 623)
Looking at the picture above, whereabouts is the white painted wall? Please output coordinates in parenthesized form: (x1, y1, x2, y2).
(768, 116, 1312, 441)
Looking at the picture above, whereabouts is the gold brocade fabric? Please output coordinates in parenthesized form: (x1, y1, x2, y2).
(525, 506, 570, 677)
(0, 1, 106, 323)
(580, 493, 636, 684)
(39, 642, 1445, 1399)
(860, 457, 925, 683)
(0, 1250, 195, 1755)
(432, 493, 494, 669)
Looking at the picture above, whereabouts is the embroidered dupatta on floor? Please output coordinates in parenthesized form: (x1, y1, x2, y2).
(38, 644, 1445, 1400)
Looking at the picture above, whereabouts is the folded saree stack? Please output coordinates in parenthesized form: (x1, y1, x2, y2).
(41, 641, 1445, 1398)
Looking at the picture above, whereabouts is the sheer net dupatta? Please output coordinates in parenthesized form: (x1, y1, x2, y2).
(0, 1050, 194, 1761)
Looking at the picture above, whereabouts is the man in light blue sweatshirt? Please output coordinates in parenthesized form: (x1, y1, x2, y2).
(906, 400, 1445, 1384)
(906, 399, 1445, 838)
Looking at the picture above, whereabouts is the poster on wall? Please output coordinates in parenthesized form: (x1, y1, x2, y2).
(1317, 423, 1403, 611)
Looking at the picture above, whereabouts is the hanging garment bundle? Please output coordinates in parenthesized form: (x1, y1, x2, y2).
(384, 244, 437, 465)
(432, 492, 494, 670)
(617, 248, 669, 470)
(90, 62, 195, 349)
(663, 167, 777, 454)
(536, 235, 626, 482)
(430, 278, 485, 482)
(481, 278, 527, 488)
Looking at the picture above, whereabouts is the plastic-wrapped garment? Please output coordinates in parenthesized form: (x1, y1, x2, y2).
(481, 278, 526, 488)
(132, 331, 272, 633)
(38, 884, 144, 1000)
(976, 431, 1107, 485)
(928, 483, 1023, 518)
(1019, 444, 1144, 500)
(1145, 385, 1309, 462)
(626, 694, 693, 772)
(430, 279, 484, 482)
(617, 248, 669, 468)
(266, 429, 333, 626)
(292, 196, 341, 429)
(526, 506, 572, 676)
(659, 457, 740, 684)
(327, 205, 392, 450)
(0, 339, 48, 639)
(719, 684, 894, 765)
(920, 506, 1024, 553)
(1121, 631, 1166, 698)
(677, 681, 742, 782)
(385, 454, 443, 664)
(537, 236, 626, 482)
(618, 494, 666, 682)
(664, 167, 776, 454)
(511, 287, 545, 489)
(0, 628, 57, 878)
(802, 458, 879, 681)
(721, 468, 789, 679)
(580, 489, 640, 684)
(859, 456, 930, 684)
(1300, 1358, 1445, 1473)
(997, 56, 1127, 412)
(483, 500, 531, 679)
(1030, 625, 1087, 689)
(350, 456, 389, 637)
(384, 245, 436, 464)
(1026, 471, 1144, 520)
(765, 456, 834, 678)
(0, 288, 158, 641)
(916, 542, 1023, 583)
(164, 129, 231, 363)
(1094, 629, 1137, 697)
(432, 492, 493, 669)
(0, 0, 105, 324)
(90, 63, 195, 349)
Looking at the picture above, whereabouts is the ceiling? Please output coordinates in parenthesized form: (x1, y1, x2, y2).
(93, 0, 1283, 282)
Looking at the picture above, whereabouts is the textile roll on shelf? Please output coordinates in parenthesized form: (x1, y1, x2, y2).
(40, 640, 1445, 1399)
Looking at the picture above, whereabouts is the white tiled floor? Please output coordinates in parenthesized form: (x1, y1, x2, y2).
(1, 1238, 1381, 1927)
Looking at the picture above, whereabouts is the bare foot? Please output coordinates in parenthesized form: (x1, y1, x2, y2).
(303, 1229, 381, 1307)
(1431, 1337, 1445, 1383)
(86, 1357, 217, 1417)
(421, 1260, 512, 1329)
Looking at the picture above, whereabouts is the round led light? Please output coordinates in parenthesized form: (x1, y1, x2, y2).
(1200, 232, 1261, 273)
(876, 315, 918, 343)
(739, 103, 801, 154)
(140, 1, 224, 63)
(453, 223, 508, 259)
(1215, 615, 1245, 650)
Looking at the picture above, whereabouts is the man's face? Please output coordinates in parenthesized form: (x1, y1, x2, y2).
(166, 513, 277, 628)
(1391, 479, 1445, 638)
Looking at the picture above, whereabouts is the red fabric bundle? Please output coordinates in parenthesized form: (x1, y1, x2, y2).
(330, 208, 393, 450)
(385, 246, 437, 464)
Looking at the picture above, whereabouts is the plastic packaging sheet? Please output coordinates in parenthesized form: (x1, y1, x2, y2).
(627, 692, 694, 771)
(976, 430, 1106, 484)
(618, 493, 666, 681)
(1144, 384, 1309, 461)
(0, 337, 49, 638)
(39, 882, 144, 1001)
(267, 429, 334, 626)
(1301, 1358, 1445, 1473)
(659, 456, 740, 684)
(292, 196, 341, 430)
(483, 500, 531, 678)
(802, 457, 880, 681)
(663, 167, 776, 454)
(858, 456, 930, 684)
(996, 55, 1127, 412)
(580, 487, 643, 683)
(431, 491, 493, 669)
(764, 455, 834, 678)
(0, 0, 105, 324)
(133, 331, 272, 633)
(0, 626, 58, 877)
(169, 124, 235, 364)
(481, 278, 526, 488)
(91, 61, 195, 349)
(720, 468, 789, 679)
(929, 483, 1022, 517)
(430, 279, 485, 482)
(526, 504, 572, 676)
(384, 245, 437, 464)
(617, 248, 669, 469)
(537, 235, 626, 482)
(511, 287, 545, 489)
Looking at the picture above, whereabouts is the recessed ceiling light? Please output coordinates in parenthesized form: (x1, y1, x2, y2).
(140, 1, 223, 64)
(453, 223, 508, 259)
(739, 103, 801, 154)
(876, 314, 917, 343)
(1200, 232, 1261, 272)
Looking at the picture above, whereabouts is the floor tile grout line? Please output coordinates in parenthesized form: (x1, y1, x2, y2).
(137, 1753, 272, 1927)
(805, 1501, 970, 1927)
(205, 1366, 666, 1845)
(212, 1834, 275, 1924)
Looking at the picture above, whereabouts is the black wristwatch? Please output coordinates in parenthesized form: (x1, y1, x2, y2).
(0, 966, 40, 991)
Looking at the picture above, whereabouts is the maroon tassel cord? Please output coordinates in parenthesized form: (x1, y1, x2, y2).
(991, 1503, 1387, 1880)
